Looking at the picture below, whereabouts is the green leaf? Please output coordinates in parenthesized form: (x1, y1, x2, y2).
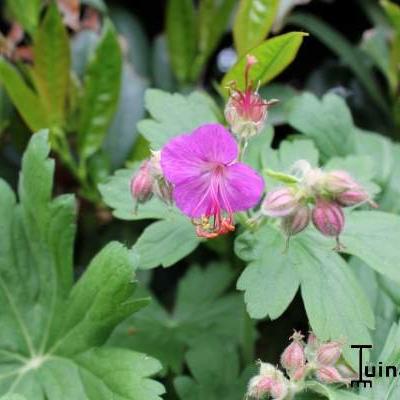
(233, 0, 280, 56)
(381, 0, 400, 31)
(174, 337, 255, 400)
(0, 58, 48, 131)
(138, 89, 221, 148)
(192, 0, 236, 80)
(104, 63, 149, 168)
(341, 211, 400, 284)
(166, 0, 197, 83)
(288, 13, 389, 114)
(0, 131, 164, 399)
(81, 0, 108, 13)
(78, 20, 122, 160)
(6, 0, 41, 34)
(32, 4, 70, 127)
(131, 215, 201, 269)
(109, 263, 255, 374)
(286, 92, 356, 160)
(235, 225, 374, 368)
(99, 167, 173, 221)
(221, 32, 307, 92)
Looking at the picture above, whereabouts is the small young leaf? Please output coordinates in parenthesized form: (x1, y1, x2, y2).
(0, 59, 48, 131)
(233, 0, 280, 56)
(32, 4, 70, 126)
(221, 32, 307, 92)
(166, 0, 197, 83)
(6, 0, 42, 34)
(78, 20, 122, 160)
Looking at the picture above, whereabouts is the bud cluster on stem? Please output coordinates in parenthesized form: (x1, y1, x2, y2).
(246, 331, 355, 399)
(261, 160, 376, 250)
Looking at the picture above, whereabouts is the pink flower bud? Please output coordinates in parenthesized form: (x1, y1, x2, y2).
(337, 188, 370, 207)
(270, 380, 288, 399)
(336, 362, 357, 379)
(247, 376, 272, 399)
(307, 332, 319, 350)
(316, 365, 348, 384)
(312, 199, 345, 238)
(130, 161, 153, 203)
(225, 55, 277, 139)
(281, 205, 311, 236)
(281, 333, 306, 371)
(262, 188, 299, 217)
(317, 341, 343, 366)
(293, 365, 307, 381)
(323, 170, 359, 194)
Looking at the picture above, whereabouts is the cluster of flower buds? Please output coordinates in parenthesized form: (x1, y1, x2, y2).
(225, 55, 278, 140)
(262, 161, 376, 249)
(246, 331, 356, 399)
(130, 151, 173, 210)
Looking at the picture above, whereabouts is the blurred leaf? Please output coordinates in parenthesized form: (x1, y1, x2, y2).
(110, 6, 150, 78)
(6, 0, 41, 34)
(151, 35, 177, 92)
(381, 0, 400, 31)
(71, 30, 100, 79)
(289, 13, 390, 114)
(0, 58, 48, 131)
(174, 337, 255, 400)
(233, 0, 280, 56)
(286, 92, 356, 160)
(78, 20, 122, 160)
(104, 63, 149, 169)
(221, 32, 307, 92)
(0, 86, 14, 133)
(131, 215, 201, 269)
(272, 0, 311, 33)
(259, 83, 299, 125)
(138, 89, 221, 148)
(235, 225, 374, 368)
(99, 166, 174, 221)
(341, 211, 400, 284)
(109, 264, 255, 374)
(0, 131, 164, 399)
(81, 0, 107, 12)
(166, 0, 197, 83)
(32, 4, 70, 127)
(191, 0, 236, 80)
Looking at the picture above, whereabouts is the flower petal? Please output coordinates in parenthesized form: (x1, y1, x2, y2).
(222, 163, 265, 212)
(161, 123, 238, 185)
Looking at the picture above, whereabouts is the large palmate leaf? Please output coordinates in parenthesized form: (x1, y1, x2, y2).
(233, 0, 280, 56)
(138, 89, 221, 148)
(235, 223, 374, 368)
(174, 337, 255, 400)
(109, 264, 255, 375)
(0, 132, 164, 399)
(286, 92, 356, 160)
(221, 32, 307, 91)
(78, 20, 122, 160)
(99, 164, 201, 269)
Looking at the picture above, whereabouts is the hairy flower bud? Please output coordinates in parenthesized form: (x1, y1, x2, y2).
(336, 188, 371, 207)
(323, 170, 359, 194)
(312, 199, 345, 238)
(293, 365, 307, 381)
(225, 55, 277, 139)
(247, 376, 272, 399)
(130, 161, 153, 203)
(281, 205, 311, 236)
(317, 341, 343, 366)
(316, 365, 348, 384)
(262, 187, 299, 217)
(281, 332, 306, 372)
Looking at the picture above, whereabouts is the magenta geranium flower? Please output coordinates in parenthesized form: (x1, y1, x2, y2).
(161, 123, 265, 238)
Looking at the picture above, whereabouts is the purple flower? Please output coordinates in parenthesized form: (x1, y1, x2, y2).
(161, 123, 264, 238)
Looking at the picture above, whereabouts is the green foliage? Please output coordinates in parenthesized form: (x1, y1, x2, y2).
(6, 0, 42, 34)
(235, 224, 374, 368)
(0, 131, 164, 399)
(233, 0, 280, 56)
(221, 32, 308, 92)
(174, 338, 255, 400)
(78, 20, 122, 161)
(138, 89, 221, 148)
(109, 264, 255, 375)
